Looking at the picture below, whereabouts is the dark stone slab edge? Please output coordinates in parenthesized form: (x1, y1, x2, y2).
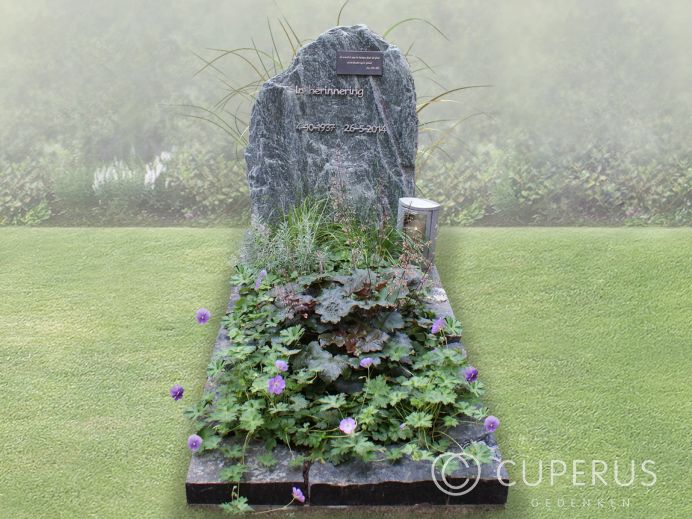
(186, 267, 509, 507)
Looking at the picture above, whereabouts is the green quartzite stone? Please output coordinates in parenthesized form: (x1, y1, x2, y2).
(245, 25, 418, 223)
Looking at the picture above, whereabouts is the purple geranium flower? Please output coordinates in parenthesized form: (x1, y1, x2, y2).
(339, 417, 357, 435)
(431, 317, 445, 334)
(359, 357, 374, 368)
(187, 434, 203, 451)
(195, 308, 211, 325)
(484, 415, 500, 433)
(268, 375, 286, 395)
(291, 486, 305, 503)
(275, 360, 288, 372)
(464, 366, 478, 383)
(255, 269, 268, 290)
(169, 384, 184, 401)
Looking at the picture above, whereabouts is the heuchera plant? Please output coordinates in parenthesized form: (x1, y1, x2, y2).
(184, 263, 497, 512)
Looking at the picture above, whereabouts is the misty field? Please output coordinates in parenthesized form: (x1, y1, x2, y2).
(0, 227, 689, 519)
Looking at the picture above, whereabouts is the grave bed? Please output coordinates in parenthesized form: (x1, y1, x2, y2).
(186, 268, 509, 508)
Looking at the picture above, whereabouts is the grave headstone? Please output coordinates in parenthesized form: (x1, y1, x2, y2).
(187, 25, 509, 508)
(245, 24, 417, 222)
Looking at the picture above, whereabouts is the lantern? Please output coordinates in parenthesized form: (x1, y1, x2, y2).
(397, 197, 441, 260)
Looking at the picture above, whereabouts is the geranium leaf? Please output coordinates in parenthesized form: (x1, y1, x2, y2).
(464, 442, 494, 465)
(382, 332, 413, 361)
(219, 464, 247, 482)
(317, 393, 347, 411)
(257, 452, 278, 468)
(405, 411, 434, 429)
(290, 394, 309, 412)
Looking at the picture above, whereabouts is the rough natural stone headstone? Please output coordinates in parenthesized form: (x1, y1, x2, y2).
(245, 24, 418, 222)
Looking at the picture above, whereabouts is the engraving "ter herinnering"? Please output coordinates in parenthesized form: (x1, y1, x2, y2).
(295, 85, 364, 98)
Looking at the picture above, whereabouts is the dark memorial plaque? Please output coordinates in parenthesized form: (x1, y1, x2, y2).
(336, 50, 384, 76)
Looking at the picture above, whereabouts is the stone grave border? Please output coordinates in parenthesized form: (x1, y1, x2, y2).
(186, 267, 509, 508)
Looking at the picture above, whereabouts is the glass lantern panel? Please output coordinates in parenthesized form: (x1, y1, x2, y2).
(403, 211, 428, 241)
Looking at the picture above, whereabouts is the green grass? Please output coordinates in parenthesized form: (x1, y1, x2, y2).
(0, 227, 690, 518)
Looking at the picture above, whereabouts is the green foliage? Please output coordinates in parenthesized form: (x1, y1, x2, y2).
(1, 227, 689, 518)
(89, 147, 250, 224)
(418, 140, 692, 226)
(184, 206, 494, 493)
(296, 341, 349, 383)
(219, 464, 248, 483)
(91, 159, 147, 222)
(19, 201, 52, 226)
(3, 141, 689, 226)
(240, 199, 410, 279)
(463, 441, 495, 465)
(240, 199, 329, 275)
(256, 451, 278, 469)
(48, 146, 98, 220)
(443, 315, 463, 338)
(0, 159, 52, 225)
(146, 145, 250, 222)
(1, 4, 690, 227)
(188, 250, 489, 472)
(220, 496, 253, 515)
(0, 145, 251, 226)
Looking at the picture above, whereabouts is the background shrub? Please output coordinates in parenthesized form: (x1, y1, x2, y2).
(416, 136, 692, 226)
(1, 2, 690, 227)
(0, 159, 52, 225)
(1, 136, 690, 226)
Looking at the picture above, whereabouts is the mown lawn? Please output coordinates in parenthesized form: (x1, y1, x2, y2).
(0, 227, 689, 519)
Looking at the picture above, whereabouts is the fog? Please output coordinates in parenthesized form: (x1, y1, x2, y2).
(1, 0, 690, 224)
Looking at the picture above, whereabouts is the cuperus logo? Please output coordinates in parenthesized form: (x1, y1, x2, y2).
(431, 452, 482, 496)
